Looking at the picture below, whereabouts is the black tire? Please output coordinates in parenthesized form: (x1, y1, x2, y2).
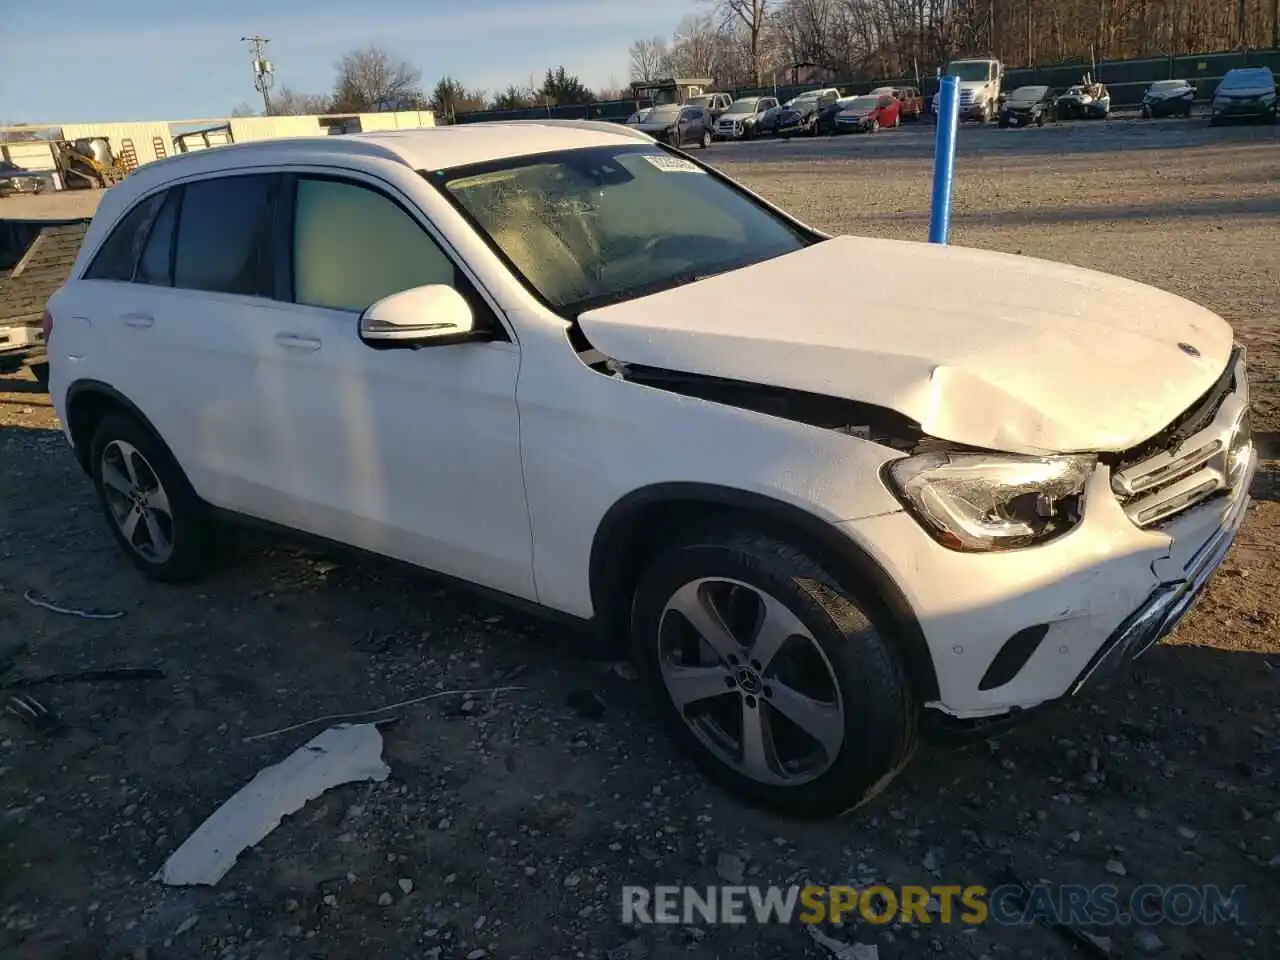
(1035, 112, 1045, 127)
(1141, 104, 1151, 119)
(1209, 115, 1220, 127)
(630, 526, 919, 817)
(89, 413, 215, 583)
(700, 130, 711, 149)
(998, 115, 1009, 128)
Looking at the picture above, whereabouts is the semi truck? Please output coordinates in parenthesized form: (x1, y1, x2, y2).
(933, 57, 1005, 123)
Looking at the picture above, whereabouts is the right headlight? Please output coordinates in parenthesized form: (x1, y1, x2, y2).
(884, 452, 1096, 552)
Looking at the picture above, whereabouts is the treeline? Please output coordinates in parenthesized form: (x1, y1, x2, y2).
(631, 0, 1280, 88)
(231, 45, 616, 119)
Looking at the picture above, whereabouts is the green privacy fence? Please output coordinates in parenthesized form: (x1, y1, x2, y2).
(452, 46, 1280, 124)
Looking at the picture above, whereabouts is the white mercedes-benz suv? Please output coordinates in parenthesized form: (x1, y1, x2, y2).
(45, 121, 1256, 816)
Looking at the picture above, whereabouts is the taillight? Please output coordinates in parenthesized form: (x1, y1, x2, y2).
(40, 309, 53, 342)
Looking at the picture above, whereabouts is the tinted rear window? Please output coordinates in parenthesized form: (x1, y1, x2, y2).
(173, 175, 277, 297)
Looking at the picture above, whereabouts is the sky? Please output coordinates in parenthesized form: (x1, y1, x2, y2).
(2, 0, 696, 124)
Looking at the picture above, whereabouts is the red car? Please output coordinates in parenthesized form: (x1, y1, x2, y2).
(832, 94, 901, 133)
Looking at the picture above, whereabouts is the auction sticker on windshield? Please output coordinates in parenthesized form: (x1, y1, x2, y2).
(641, 155, 704, 174)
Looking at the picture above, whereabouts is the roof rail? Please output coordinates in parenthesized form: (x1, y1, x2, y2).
(482, 118, 657, 143)
(146, 134, 411, 172)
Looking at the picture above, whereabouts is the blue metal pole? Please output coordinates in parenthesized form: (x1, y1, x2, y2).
(929, 75, 960, 245)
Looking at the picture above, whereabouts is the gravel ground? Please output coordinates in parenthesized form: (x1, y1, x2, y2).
(1, 118, 1278, 960)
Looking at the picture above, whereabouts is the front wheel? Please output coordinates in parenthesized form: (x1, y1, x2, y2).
(871, 118, 880, 133)
(699, 130, 711, 149)
(631, 527, 919, 817)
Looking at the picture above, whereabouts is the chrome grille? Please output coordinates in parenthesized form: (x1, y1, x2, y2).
(1111, 347, 1252, 528)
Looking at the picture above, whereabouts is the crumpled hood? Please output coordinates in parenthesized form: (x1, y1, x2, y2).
(577, 235, 1235, 455)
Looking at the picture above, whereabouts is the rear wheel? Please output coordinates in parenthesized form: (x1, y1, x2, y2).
(630, 527, 919, 817)
(89, 414, 215, 583)
(892, 113, 900, 128)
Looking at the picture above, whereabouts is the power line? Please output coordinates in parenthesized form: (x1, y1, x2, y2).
(241, 35, 275, 115)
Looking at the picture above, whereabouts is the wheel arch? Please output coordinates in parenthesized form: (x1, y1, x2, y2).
(587, 482, 940, 702)
(65, 380, 172, 476)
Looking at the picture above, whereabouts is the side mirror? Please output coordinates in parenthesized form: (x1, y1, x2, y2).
(359, 284, 476, 347)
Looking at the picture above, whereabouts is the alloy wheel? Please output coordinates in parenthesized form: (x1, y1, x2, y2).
(100, 439, 175, 563)
(657, 577, 845, 786)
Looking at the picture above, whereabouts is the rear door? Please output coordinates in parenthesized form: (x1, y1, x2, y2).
(66, 173, 287, 515)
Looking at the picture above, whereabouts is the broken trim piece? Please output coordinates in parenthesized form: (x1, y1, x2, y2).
(155, 722, 391, 887)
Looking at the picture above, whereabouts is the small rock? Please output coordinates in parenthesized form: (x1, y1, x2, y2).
(1176, 826, 1196, 840)
(1135, 929, 1164, 954)
(607, 938, 649, 960)
(1067, 831, 1081, 843)
(1135, 807, 1150, 819)
(922, 848, 941, 873)
(564, 872, 582, 888)
(377, 892, 393, 907)
(611, 661, 639, 681)
(566, 689, 607, 718)
(1104, 859, 1127, 877)
(466, 950, 488, 960)
(174, 916, 198, 937)
(398, 878, 414, 895)
(716, 852, 746, 884)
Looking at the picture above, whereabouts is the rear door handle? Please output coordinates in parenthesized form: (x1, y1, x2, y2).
(274, 333, 322, 352)
(121, 312, 154, 328)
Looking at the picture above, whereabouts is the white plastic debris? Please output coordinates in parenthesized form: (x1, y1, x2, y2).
(807, 925, 879, 960)
(155, 723, 391, 886)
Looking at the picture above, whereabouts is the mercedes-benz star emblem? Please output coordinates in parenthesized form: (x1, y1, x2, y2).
(1178, 342, 1201, 357)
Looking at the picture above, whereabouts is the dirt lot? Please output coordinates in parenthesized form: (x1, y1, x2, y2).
(2, 119, 1278, 960)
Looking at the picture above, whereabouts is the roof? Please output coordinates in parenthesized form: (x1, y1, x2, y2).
(121, 120, 656, 193)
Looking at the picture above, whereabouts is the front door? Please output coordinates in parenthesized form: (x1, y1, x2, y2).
(254, 173, 534, 600)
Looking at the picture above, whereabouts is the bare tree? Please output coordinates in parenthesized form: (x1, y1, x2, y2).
(331, 45, 424, 113)
(629, 37, 672, 80)
(269, 86, 334, 116)
(668, 14, 722, 79)
(714, 0, 771, 83)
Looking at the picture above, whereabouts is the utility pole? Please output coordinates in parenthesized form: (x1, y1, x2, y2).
(241, 35, 275, 115)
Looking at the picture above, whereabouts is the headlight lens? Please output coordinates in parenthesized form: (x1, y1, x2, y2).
(885, 452, 1095, 552)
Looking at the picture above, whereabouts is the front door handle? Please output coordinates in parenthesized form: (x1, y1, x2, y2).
(274, 333, 322, 352)
(121, 312, 153, 328)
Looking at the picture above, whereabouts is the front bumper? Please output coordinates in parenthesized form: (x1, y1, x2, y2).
(1212, 100, 1276, 119)
(835, 366, 1256, 721)
(1070, 461, 1254, 694)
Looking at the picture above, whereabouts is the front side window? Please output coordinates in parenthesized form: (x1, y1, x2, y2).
(173, 174, 277, 297)
(84, 191, 167, 282)
(292, 177, 456, 313)
(435, 144, 813, 314)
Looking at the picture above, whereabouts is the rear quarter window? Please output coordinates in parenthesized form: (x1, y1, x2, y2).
(84, 192, 167, 281)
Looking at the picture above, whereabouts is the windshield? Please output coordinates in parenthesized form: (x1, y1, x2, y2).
(1010, 86, 1047, 100)
(724, 99, 759, 114)
(641, 105, 679, 122)
(1221, 68, 1273, 89)
(687, 96, 712, 108)
(1149, 80, 1186, 91)
(946, 62, 992, 82)
(844, 97, 879, 111)
(435, 144, 811, 314)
